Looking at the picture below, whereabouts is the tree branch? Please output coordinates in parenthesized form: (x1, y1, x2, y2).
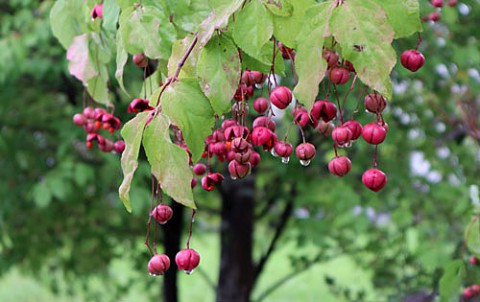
(253, 184, 295, 282)
(154, 33, 199, 108)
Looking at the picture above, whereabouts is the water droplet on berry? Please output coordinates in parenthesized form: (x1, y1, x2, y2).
(270, 148, 278, 157)
(299, 160, 311, 166)
(344, 141, 352, 148)
(149, 273, 158, 277)
(184, 269, 194, 275)
(230, 175, 237, 180)
(281, 157, 290, 164)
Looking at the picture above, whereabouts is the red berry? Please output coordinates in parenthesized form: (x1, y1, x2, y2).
(464, 287, 475, 300)
(323, 49, 339, 68)
(133, 53, 148, 68)
(99, 139, 114, 152)
(252, 116, 276, 132)
(191, 178, 197, 188)
(328, 66, 350, 85)
(431, 0, 444, 7)
(316, 120, 334, 136)
(228, 161, 251, 179)
(447, 0, 457, 6)
(250, 151, 261, 167)
(128, 98, 153, 113)
(401, 50, 425, 72)
(201, 173, 224, 191)
(278, 42, 295, 60)
(472, 284, 480, 295)
(148, 254, 170, 276)
(364, 93, 387, 114)
(83, 106, 96, 119)
(362, 168, 387, 192)
(294, 108, 310, 128)
(269, 86, 292, 110)
(251, 71, 266, 85)
(253, 97, 269, 114)
(91, 4, 103, 19)
(151, 204, 173, 225)
(274, 141, 293, 159)
(310, 100, 337, 123)
(73, 113, 87, 126)
(234, 148, 252, 164)
(328, 156, 352, 177)
(175, 249, 200, 274)
(429, 11, 441, 22)
(362, 123, 387, 145)
(343, 120, 363, 141)
(332, 126, 353, 147)
(344, 60, 356, 73)
(470, 256, 479, 266)
(251, 127, 275, 147)
(295, 143, 316, 166)
(114, 140, 125, 153)
(193, 163, 207, 176)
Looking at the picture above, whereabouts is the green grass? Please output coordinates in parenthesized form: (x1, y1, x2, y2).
(0, 234, 377, 302)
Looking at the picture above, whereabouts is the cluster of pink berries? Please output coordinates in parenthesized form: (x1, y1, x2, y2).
(72, 107, 125, 153)
(187, 48, 389, 192)
(147, 204, 200, 276)
(425, 0, 458, 23)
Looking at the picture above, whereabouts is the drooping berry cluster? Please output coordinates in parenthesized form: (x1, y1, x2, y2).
(72, 107, 125, 153)
(184, 45, 390, 192)
(147, 202, 200, 276)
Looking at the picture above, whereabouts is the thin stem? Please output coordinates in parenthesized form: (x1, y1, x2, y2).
(186, 209, 196, 249)
(415, 32, 422, 50)
(283, 121, 295, 142)
(145, 176, 156, 256)
(341, 74, 357, 111)
(373, 145, 378, 168)
(333, 84, 344, 124)
(270, 38, 279, 87)
(143, 65, 147, 99)
(154, 33, 199, 108)
(333, 144, 338, 157)
(153, 183, 161, 254)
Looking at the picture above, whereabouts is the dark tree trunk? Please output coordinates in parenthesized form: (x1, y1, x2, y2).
(217, 175, 256, 302)
(162, 201, 185, 302)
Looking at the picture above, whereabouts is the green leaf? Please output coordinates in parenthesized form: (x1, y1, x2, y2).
(167, 35, 201, 79)
(115, 0, 136, 10)
(50, 0, 86, 49)
(293, 2, 331, 111)
(439, 260, 465, 302)
(232, 1, 273, 58)
(166, 0, 210, 33)
(197, 34, 241, 115)
(66, 34, 97, 83)
(119, 111, 151, 212)
(372, 0, 422, 39)
(197, 0, 243, 47)
(86, 65, 111, 106)
(330, 0, 395, 99)
(115, 34, 130, 96)
(271, 0, 315, 48)
(32, 181, 52, 208)
(465, 217, 480, 258)
(265, 0, 293, 17)
(161, 78, 215, 162)
(241, 41, 285, 75)
(142, 114, 196, 209)
(119, 4, 176, 60)
(103, 0, 121, 33)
